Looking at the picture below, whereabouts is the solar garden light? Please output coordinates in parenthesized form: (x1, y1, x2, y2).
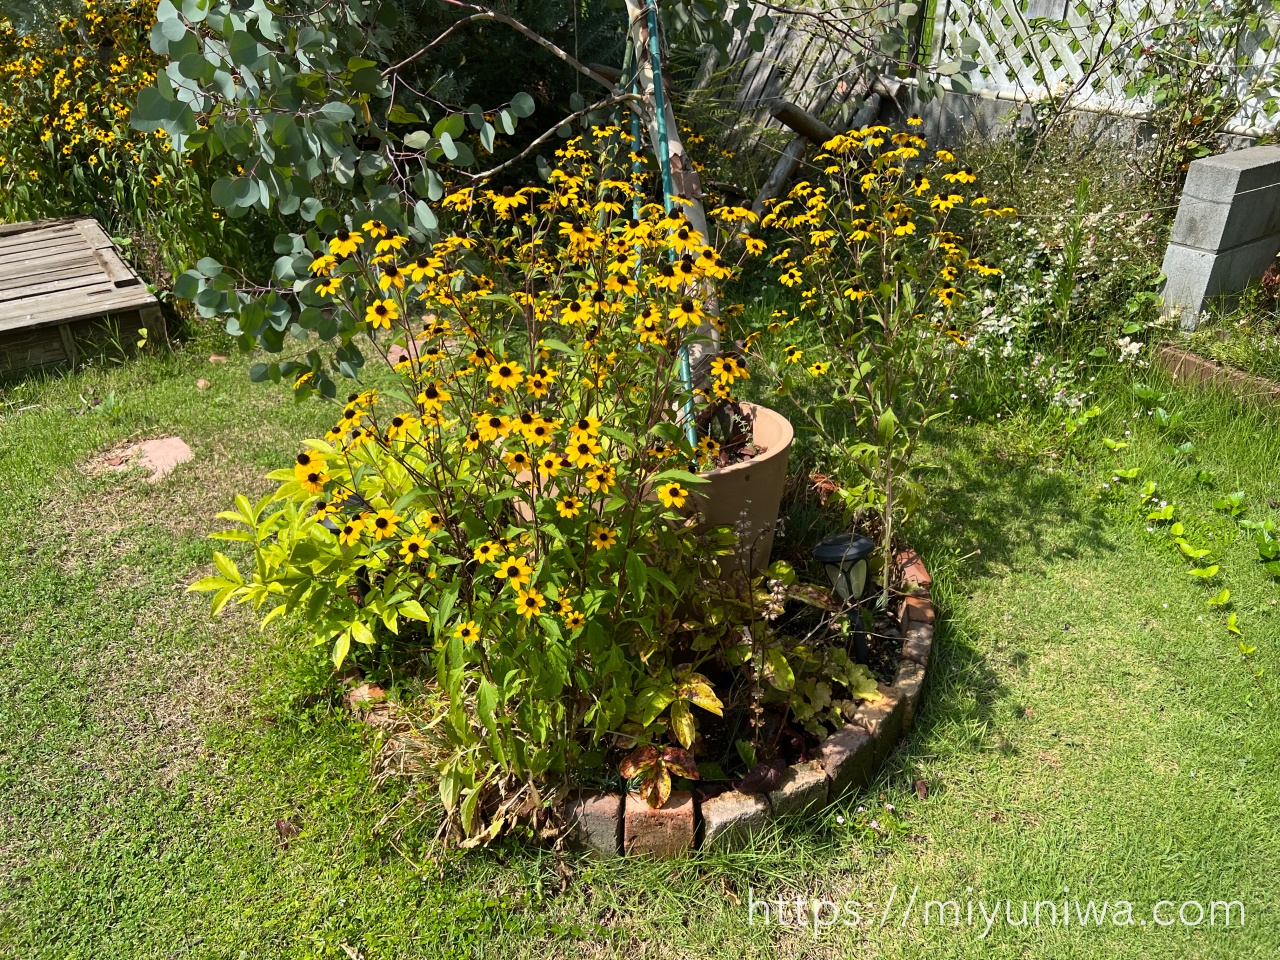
(813, 533, 876, 664)
(812, 533, 876, 603)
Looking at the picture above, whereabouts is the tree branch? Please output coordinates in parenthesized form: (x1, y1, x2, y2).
(387, 3, 620, 94)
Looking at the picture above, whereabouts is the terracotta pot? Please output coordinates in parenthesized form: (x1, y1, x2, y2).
(513, 404, 794, 575)
(694, 402, 794, 576)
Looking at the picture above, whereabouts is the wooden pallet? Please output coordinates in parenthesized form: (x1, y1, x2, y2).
(0, 218, 161, 377)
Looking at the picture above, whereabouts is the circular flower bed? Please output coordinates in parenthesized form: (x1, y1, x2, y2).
(555, 547, 934, 857)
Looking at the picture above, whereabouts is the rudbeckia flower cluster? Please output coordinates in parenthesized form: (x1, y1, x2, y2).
(199, 127, 778, 825)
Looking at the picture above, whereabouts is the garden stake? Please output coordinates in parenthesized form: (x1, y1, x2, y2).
(642, 0, 699, 453)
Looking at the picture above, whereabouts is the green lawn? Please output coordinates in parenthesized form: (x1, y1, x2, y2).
(1, 341, 1277, 958)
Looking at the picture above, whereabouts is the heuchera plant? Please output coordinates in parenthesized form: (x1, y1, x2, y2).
(192, 128, 784, 835)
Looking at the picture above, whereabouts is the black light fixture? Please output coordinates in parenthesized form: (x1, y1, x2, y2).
(812, 533, 876, 603)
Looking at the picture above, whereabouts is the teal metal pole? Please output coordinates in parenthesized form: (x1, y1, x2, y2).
(642, 0, 698, 452)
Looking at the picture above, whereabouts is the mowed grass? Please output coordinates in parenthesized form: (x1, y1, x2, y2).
(0, 340, 1277, 959)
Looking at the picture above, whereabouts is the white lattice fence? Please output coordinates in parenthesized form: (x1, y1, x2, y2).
(930, 0, 1280, 134)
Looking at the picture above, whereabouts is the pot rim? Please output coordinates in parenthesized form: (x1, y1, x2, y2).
(697, 401, 795, 480)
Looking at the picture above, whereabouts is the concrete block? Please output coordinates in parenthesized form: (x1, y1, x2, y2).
(768, 760, 829, 816)
(563, 791, 622, 857)
(1182, 145, 1280, 201)
(623, 791, 695, 858)
(1216, 234, 1280, 290)
(815, 724, 875, 798)
(701, 790, 770, 850)
(1168, 194, 1234, 251)
(1164, 235, 1280, 328)
(1163, 146, 1280, 326)
(902, 622, 934, 667)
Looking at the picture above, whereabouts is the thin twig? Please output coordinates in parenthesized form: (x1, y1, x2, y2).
(460, 93, 642, 181)
(391, 3, 620, 94)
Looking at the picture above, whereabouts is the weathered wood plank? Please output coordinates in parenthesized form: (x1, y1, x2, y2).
(0, 271, 117, 303)
(0, 252, 101, 286)
(0, 218, 74, 238)
(57, 322, 78, 368)
(0, 238, 88, 265)
(0, 217, 156, 375)
(0, 327, 69, 374)
(0, 286, 157, 333)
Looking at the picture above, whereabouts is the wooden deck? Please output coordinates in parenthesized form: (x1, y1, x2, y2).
(0, 218, 160, 376)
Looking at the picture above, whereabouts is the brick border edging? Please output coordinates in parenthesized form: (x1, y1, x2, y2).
(562, 547, 936, 857)
(1155, 344, 1280, 403)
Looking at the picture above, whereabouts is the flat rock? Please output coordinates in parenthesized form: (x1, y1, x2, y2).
(90, 436, 192, 483)
(133, 436, 193, 482)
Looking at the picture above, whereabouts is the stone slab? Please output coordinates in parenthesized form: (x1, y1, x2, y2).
(701, 790, 770, 850)
(134, 436, 192, 482)
(768, 760, 829, 817)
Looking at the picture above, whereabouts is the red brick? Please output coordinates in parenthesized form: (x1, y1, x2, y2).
(563, 791, 622, 857)
(624, 791, 695, 858)
(900, 594, 935, 629)
(896, 548, 933, 589)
